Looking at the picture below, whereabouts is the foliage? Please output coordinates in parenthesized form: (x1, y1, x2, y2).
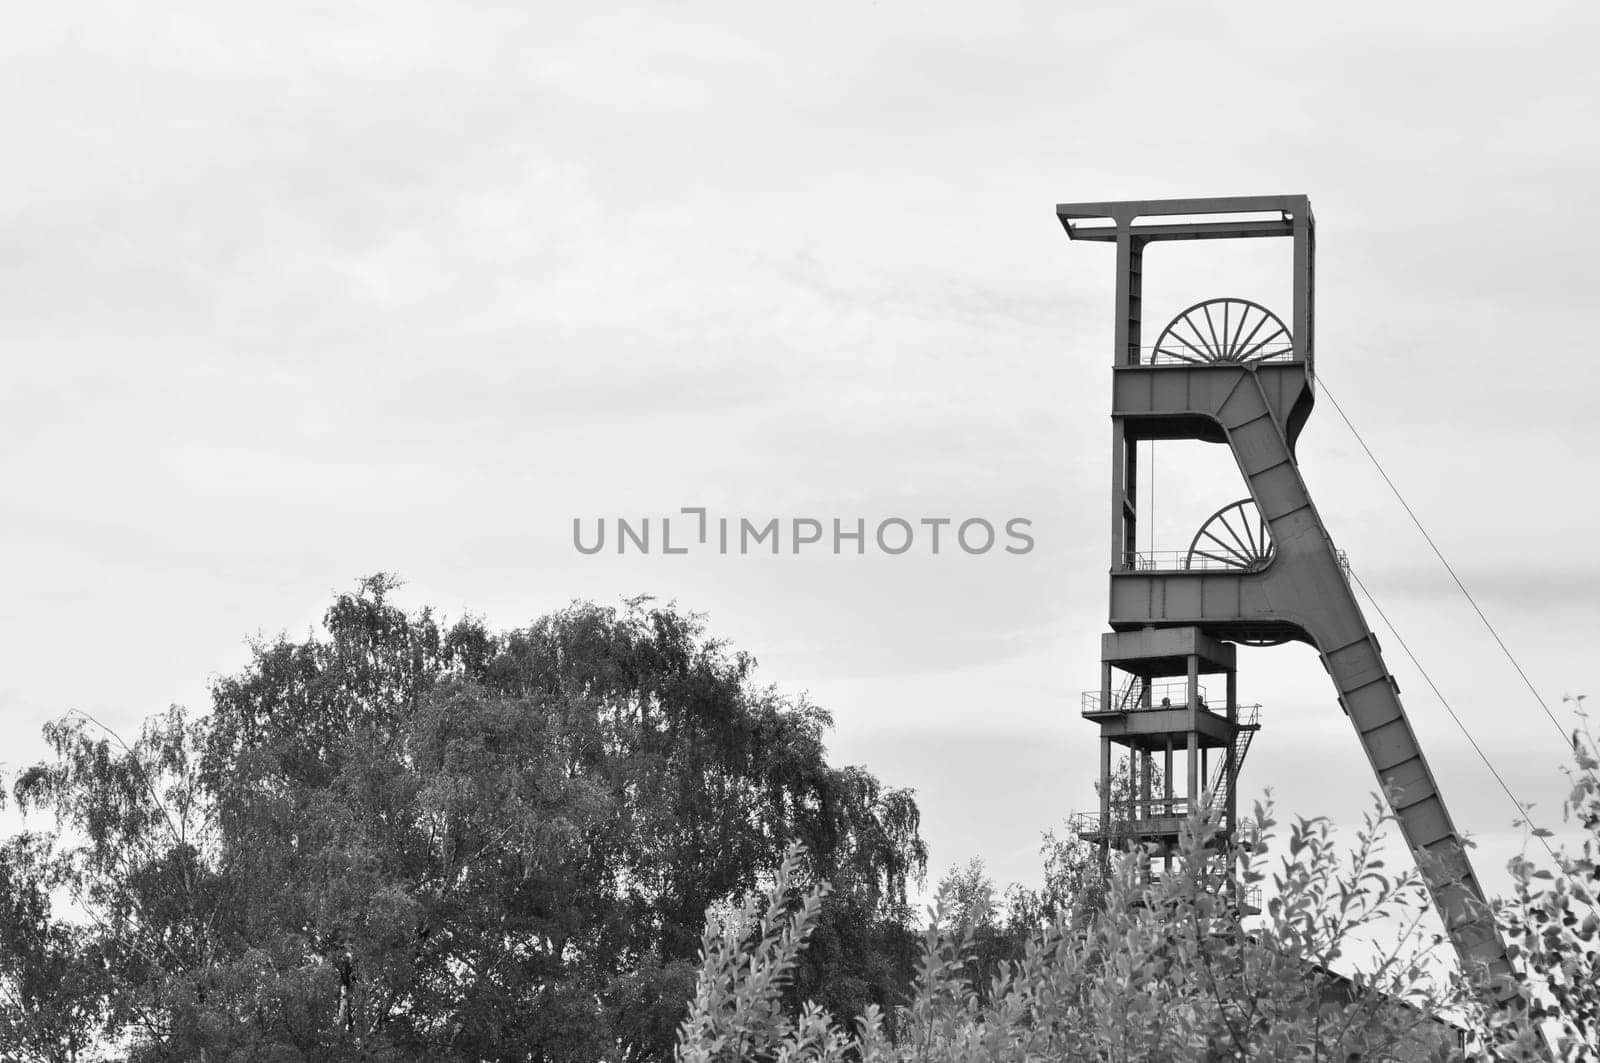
(933, 858, 997, 938)
(1003, 756, 1163, 935)
(677, 693, 1600, 1061)
(1468, 694, 1600, 1058)
(927, 761, 1166, 998)
(0, 577, 926, 1062)
(0, 829, 113, 1063)
(678, 799, 1468, 1061)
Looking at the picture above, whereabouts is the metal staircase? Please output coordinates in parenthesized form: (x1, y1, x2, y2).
(1207, 704, 1260, 812)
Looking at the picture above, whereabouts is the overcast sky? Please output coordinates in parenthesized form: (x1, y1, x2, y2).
(5, 0, 1599, 962)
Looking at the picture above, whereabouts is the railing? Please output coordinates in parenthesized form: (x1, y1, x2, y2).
(1079, 689, 1257, 722)
(1081, 681, 1209, 716)
(1120, 550, 1265, 572)
(1122, 548, 1344, 577)
(1068, 805, 1262, 846)
(1127, 345, 1298, 367)
(1069, 800, 1193, 838)
(1241, 885, 1263, 913)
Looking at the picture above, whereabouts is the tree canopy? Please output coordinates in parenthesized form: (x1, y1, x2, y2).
(0, 576, 926, 1061)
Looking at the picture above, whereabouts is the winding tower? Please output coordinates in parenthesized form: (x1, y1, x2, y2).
(1056, 195, 1509, 984)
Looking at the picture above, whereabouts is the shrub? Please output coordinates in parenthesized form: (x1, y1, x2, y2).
(1470, 695, 1600, 1059)
(677, 796, 1466, 1061)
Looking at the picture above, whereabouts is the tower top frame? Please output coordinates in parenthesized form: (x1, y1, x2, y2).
(1056, 194, 1316, 376)
(1055, 194, 1312, 241)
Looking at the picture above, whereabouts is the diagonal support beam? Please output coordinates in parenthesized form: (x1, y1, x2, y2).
(1108, 364, 1511, 986)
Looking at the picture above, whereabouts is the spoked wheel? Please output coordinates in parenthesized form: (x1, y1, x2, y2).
(1185, 499, 1275, 572)
(1151, 298, 1293, 365)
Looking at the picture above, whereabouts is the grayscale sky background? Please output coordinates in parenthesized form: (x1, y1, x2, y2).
(5, 0, 1598, 955)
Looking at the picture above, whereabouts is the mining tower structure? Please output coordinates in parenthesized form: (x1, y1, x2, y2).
(1056, 194, 1509, 986)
